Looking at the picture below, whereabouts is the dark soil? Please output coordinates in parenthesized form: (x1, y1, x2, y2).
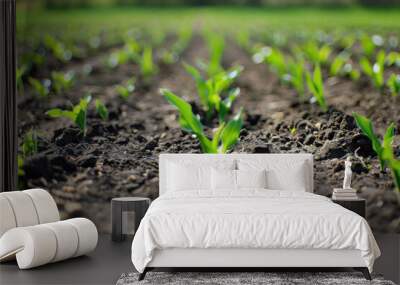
(18, 35, 400, 233)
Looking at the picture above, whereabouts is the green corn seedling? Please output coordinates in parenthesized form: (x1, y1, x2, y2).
(330, 53, 348, 77)
(184, 63, 242, 122)
(236, 30, 252, 53)
(253, 46, 286, 81)
(302, 41, 331, 65)
(285, 59, 305, 101)
(22, 130, 38, 158)
(204, 33, 225, 77)
(161, 89, 243, 154)
(51, 71, 74, 94)
(386, 51, 400, 68)
(43, 34, 72, 62)
(161, 29, 192, 65)
(107, 50, 129, 69)
(353, 112, 395, 172)
(140, 46, 157, 79)
(46, 95, 92, 135)
(95, 99, 109, 121)
(360, 34, 383, 58)
(330, 53, 360, 81)
(116, 79, 135, 100)
(170, 28, 192, 57)
(16, 65, 27, 93)
(382, 137, 400, 193)
(387, 74, 400, 97)
(306, 65, 327, 112)
(360, 50, 385, 90)
(28, 77, 51, 98)
(18, 155, 25, 178)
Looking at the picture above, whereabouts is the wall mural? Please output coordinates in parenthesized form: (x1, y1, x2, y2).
(17, 2, 400, 233)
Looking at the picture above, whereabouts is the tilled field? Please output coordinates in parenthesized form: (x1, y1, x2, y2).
(18, 34, 400, 233)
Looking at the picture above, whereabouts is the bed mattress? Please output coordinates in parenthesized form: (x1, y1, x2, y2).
(131, 190, 380, 273)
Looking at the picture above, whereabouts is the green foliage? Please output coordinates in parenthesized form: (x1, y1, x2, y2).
(382, 137, 400, 192)
(386, 51, 400, 68)
(360, 34, 383, 58)
(43, 34, 72, 62)
(360, 50, 385, 90)
(285, 59, 305, 101)
(253, 46, 286, 80)
(306, 65, 327, 112)
(204, 32, 225, 77)
(386, 74, 400, 97)
(16, 65, 27, 92)
(302, 42, 331, 65)
(236, 30, 252, 53)
(353, 112, 395, 172)
(95, 99, 109, 121)
(22, 130, 38, 158)
(28, 77, 51, 98)
(46, 95, 92, 135)
(184, 63, 242, 122)
(160, 89, 243, 154)
(18, 155, 25, 178)
(107, 49, 129, 69)
(330, 53, 360, 81)
(140, 46, 157, 79)
(51, 71, 75, 94)
(116, 79, 135, 100)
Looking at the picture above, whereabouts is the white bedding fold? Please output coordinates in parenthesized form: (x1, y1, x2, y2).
(131, 190, 380, 273)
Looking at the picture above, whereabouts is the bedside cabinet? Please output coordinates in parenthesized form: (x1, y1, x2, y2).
(332, 198, 366, 218)
(111, 197, 151, 242)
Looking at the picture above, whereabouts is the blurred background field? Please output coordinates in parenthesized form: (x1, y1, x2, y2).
(16, 1, 400, 233)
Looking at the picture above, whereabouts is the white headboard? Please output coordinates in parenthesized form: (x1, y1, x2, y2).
(159, 153, 314, 195)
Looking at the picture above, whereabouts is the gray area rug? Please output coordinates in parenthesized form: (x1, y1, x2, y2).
(116, 272, 395, 285)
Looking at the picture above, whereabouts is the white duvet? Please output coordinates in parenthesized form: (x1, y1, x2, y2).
(131, 190, 380, 273)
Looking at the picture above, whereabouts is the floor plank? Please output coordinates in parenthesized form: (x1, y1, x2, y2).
(0, 234, 133, 285)
(1, 234, 398, 285)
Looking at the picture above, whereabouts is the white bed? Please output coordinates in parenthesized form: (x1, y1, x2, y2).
(131, 154, 380, 280)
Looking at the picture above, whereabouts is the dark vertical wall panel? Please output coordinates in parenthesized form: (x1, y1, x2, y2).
(0, 0, 17, 192)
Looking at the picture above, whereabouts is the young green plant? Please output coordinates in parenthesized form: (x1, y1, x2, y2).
(95, 99, 109, 121)
(184, 63, 242, 122)
(204, 32, 225, 77)
(28, 77, 51, 98)
(22, 130, 38, 158)
(302, 41, 331, 65)
(253, 46, 286, 81)
(46, 95, 92, 135)
(51, 71, 75, 94)
(116, 79, 135, 100)
(360, 50, 385, 90)
(382, 137, 400, 193)
(330, 53, 360, 81)
(43, 34, 72, 63)
(353, 112, 395, 172)
(160, 89, 243, 154)
(140, 46, 157, 80)
(285, 59, 305, 101)
(387, 74, 400, 97)
(306, 65, 328, 112)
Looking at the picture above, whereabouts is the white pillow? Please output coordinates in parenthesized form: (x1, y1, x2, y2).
(167, 160, 235, 192)
(167, 163, 209, 191)
(236, 169, 267, 189)
(211, 168, 236, 191)
(237, 159, 308, 191)
(211, 169, 267, 191)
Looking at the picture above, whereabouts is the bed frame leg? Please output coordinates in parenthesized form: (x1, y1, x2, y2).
(138, 268, 148, 281)
(354, 267, 371, 280)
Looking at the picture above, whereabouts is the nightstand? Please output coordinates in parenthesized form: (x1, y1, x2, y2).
(111, 197, 151, 242)
(332, 198, 366, 218)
